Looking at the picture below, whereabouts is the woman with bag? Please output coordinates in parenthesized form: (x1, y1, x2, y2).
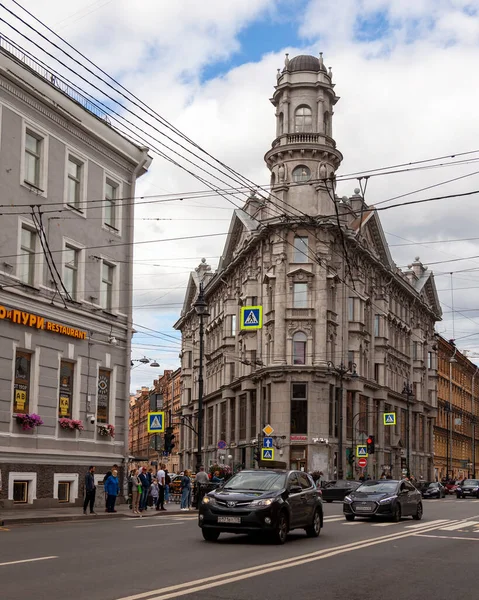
(180, 470, 191, 511)
(130, 468, 142, 515)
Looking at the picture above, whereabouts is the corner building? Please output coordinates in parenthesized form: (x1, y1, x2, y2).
(0, 41, 150, 507)
(175, 54, 441, 479)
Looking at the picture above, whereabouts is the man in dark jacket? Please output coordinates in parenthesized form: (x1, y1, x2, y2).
(138, 467, 151, 512)
(83, 466, 97, 515)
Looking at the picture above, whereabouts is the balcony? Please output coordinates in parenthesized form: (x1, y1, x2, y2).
(286, 307, 315, 319)
(271, 132, 336, 149)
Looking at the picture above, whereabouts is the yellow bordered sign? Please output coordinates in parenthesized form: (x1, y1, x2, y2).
(240, 306, 263, 330)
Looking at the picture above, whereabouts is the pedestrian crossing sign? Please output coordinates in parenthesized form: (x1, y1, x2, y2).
(261, 448, 274, 461)
(384, 412, 396, 426)
(356, 445, 368, 458)
(147, 411, 165, 433)
(240, 306, 263, 330)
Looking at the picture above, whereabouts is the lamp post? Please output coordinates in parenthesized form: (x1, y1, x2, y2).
(193, 282, 209, 474)
(327, 361, 358, 480)
(402, 382, 413, 479)
(446, 350, 457, 480)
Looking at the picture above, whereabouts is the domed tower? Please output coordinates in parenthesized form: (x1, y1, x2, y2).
(264, 52, 343, 217)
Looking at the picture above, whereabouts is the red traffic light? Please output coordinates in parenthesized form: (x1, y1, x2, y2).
(367, 437, 373, 444)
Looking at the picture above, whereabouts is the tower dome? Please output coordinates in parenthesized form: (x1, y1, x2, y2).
(287, 54, 324, 72)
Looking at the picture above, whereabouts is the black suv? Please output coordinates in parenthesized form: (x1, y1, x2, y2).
(199, 469, 323, 544)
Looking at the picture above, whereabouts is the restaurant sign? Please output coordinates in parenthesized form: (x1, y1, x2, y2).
(0, 305, 87, 340)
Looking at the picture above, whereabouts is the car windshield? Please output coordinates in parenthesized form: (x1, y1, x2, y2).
(223, 472, 286, 491)
(356, 482, 398, 494)
(428, 483, 438, 488)
(462, 480, 479, 486)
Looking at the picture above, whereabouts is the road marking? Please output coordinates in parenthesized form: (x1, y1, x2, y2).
(114, 519, 459, 600)
(439, 521, 479, 531)
(0, 527, 9, 532)
(323, 516, 344, 522)
(0, 556, 57, 567)
(371, 522, 397, 527)
(404, 519, 449, 529)
(135, 522, 187, 529)
(417, 534, 479, 542)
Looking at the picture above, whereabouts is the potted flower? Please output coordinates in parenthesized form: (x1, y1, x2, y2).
(15, 413, 44, 431)
(97, 424, 115, 438)
(59, 418, 84, 431)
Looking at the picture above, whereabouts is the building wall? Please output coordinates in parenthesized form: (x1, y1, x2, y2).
(435, 337, 479, 480)
(0, 45, 150, 508)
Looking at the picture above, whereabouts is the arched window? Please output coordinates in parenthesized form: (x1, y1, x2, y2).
(293, 331, 307, 365)
(292, 165, 311, 183)
(278, 112, 284, 135)
(294, 105, 312, 133)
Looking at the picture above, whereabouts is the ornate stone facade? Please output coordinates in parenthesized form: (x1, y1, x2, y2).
(174, 54, 441, 479)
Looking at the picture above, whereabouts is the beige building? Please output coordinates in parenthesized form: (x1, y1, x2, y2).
(174, 53, 442, 480)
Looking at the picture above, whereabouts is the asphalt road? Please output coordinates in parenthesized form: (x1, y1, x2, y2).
(2, 497, 479, 600)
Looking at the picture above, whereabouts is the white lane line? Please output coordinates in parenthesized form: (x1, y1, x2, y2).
(371, 522, 397, 527)
(324, 516, 344, 522)
(439, 521, 479, 531)
(135, 522, 187, 529)
(404, 519, 450, 529)
(0, 556, 58, 567)
(342, 521, 363, 525)
(417, 534, 479, 542)
(113, 519, 460, 600)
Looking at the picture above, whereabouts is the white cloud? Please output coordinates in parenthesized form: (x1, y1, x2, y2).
(12, 0, 479, 388)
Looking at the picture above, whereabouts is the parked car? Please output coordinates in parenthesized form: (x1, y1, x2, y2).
(199, 469, 323, 544)
(321, 480, 361, 503)
(456, 479, 479, 499)
(170, 473, 196, 496)
(420, 482, 446, 499)
(343, 479, 423, 522)
(444, 480, 461, 495)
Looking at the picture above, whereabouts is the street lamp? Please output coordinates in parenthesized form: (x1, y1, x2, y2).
(193, 282, 209, 474)
(327, 361, 358, 479)
(402, 382, 414, 479)
(130, 357, 160, 367)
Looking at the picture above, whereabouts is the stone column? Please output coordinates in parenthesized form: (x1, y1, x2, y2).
(317, 96, 324, 133)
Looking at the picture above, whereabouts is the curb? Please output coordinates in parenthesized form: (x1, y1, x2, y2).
(1, 508, 196, 526)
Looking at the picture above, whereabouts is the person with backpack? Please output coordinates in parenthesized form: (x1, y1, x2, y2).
(138, 467, 151, 512)
(164, 469, 171, 504)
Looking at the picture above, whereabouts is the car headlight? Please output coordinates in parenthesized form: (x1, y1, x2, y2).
(379, 496, 397, 504)
(344, 495, 353, 503)
(473, 487, 479, 491)
(202, 496, 216, 505)
(456, 487, 462, 492)
(249, 498, 274, 507)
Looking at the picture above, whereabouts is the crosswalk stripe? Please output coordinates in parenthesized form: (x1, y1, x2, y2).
(439, 520, 479, 531)
(404, 519, 449, 529)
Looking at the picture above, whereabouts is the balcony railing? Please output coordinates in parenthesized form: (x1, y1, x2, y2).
(271, 132, 336, 149)
(0, 35, 111, 124)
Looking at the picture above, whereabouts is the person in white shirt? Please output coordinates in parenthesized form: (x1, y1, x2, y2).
(156, 464, 166, 511)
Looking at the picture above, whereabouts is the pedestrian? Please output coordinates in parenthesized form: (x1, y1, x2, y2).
(164, 469, 171, 504)
(129, 468, 141, 515)
(180, 469, 191, 511)
(139, 467, 151, 512)
(83, 466, 97, 515)
(150, 478, 159, 508)
(211, 470, 223, 483)
(195, 466, 209, 505)
(156, 463, 167, 511)
(105, 469, 120, 513)
(103, 463, 119, 512)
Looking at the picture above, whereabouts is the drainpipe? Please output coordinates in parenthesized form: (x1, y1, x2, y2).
(472, 366, 479, 478)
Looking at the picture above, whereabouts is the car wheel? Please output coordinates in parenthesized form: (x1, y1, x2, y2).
(392, 504, 401, 522)
(306, 509, 321, 538)
(345, 514, 355, 522)
(413, 502, 423, 520)
(202, 528, 220, 542)
(273, 511, 288, 545)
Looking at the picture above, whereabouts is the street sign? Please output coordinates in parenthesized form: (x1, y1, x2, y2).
(147, 411, 165, 433)
(358, 458, 368, 468)
(263, 424, 274, 436)
(384, 412, 396, 426)
(217, 440, 227, 450)
(240, 306, 263, 330)
(261, 448, 274, 461)
(263, 437, 274, 448)
(356, 444, 368, 458)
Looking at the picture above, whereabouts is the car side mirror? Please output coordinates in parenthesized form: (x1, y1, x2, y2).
(289, 485, 302, 495)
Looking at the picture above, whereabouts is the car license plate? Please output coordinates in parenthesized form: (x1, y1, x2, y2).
(355, 506, 373, 512)
(464, 491, 470, 494)
(217, 516, 241, 524)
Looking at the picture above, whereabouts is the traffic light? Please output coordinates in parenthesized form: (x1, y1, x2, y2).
(367, 435, 375, 454)
(164, 427, 175, 454)
(254, 449, 260, 463)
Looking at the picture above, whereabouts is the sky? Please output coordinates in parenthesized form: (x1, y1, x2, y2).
(6, 0, 479, 391)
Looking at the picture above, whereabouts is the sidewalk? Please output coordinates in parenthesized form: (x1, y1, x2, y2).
(0, 501, 190, 526)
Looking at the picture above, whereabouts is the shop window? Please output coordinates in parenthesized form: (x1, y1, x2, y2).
(13, 481, 28, 503)
(58, 481, 71, 503)
(58, 361, 74, 419)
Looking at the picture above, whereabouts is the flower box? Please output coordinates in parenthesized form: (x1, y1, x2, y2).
(97, 424, 115, 438)
(59, 418, 84, 431)
(15, 413, 44, 431)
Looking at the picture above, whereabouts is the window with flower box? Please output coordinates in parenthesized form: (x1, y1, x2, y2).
(58, 360, 74, 419)
(97, 369, 111, 423)
(13, 350, 32, 414)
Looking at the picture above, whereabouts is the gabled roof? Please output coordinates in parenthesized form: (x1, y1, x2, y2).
(218, 209, 260, 271)
(351, 208, 395, 269)
(415, 271, 442, 318)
